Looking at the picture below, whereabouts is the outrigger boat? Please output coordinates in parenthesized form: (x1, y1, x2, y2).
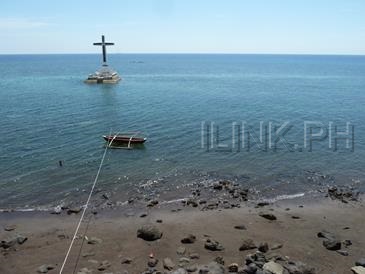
(103, 132, 147, 149)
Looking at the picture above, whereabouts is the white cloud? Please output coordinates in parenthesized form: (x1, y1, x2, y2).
(0, 18, 49, 30)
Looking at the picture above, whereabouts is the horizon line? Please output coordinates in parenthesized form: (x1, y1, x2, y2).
(0, 52, 365, 57)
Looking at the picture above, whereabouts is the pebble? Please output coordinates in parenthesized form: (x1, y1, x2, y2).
(177, 246, 186, 255)
(77, 268, 92, 274)
(234, 225, 247, 230)
(205, 239, 224, 251)
(189, 253, 200, 259)
(271, 243, 283, 250)
(214, 256, 225, 265)
(67, 207, 81, 215)
(171, 268, 187, 274)
(323, 238, 341, 250)
(181, 234, 196, 244)
(163, 257, 175, 270)
(258, 242, 269, 253)
(228, 263, 239, 272)
(87, 236, 102, 244)
(259, 213, 277, 221)
(98, 260, 111, 271)
(121, 257, 132, 264)
(147, 258, 159, 267)
(336, 250, 349, 256)
(4, 224, 16, 231)
(37, 264, 55, 273)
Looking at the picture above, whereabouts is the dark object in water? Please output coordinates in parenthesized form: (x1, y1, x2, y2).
(103, 133, 147, 145)
(59, 160, 63, 167)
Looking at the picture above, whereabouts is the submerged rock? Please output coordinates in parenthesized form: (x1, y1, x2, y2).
(356, 259, 365, 267)
(137, 225, 162, 241)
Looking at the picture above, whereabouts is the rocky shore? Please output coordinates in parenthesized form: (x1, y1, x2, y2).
(0, 180, 364, 274)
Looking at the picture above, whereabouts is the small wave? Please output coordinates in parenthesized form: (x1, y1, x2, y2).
(263, 192, 306, 203)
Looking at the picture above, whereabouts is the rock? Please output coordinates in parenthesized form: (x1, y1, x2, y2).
(323, 238, 341, 250)
(352, 266, 365, 274)
(137, 225, 162, 241)
(189, 253, 200, 259)
(98, 260, 111, 271)
(82, 252, 95, 257)
(121, 257, 132, 264)
(163, 257, 175, 270)
(243, 263, 258, 274)
(186, 264, 198, 272)
(139, 213, 148, 218)
(186, 199, 198, 207)
(356, 259, 365, 267)
(67, 207, 81, 214)
(147, 258, 159, 267)
(87, 236, 102, 244)
(171, 268, 187, 274)
(271, 243, 283, 250)
(77, 268, 92, 274)
(228, 263, 239, 272)
(214, 256, 225, 265)
(205, 239, 224, 251)
(177, 246, 186, 255)
(343, 239, 352, 247)
(198, 262, 225, 274)
(16, 235, 27, 245)
(0, 235, 28, 249)
(336, 250, 349, 256)
(283, 261, 315, 274)
(291, 215, 300, 219)
(263, 261, 284, 274)
(179, 257, 190, 263)
(37, 264, 55, 273)
(257, 202, 270, 207)
(234, 225, 247, 230)
(4, 225, 16, 231)
(181, 234, 196, 244)
(258, 242, 269, 253)
(147, 200, 159, 207)
(317, 230, 335, 240)
(156, 219, 163, 223)
(239, 239, 257, 251)
(259, 213, 277, 221)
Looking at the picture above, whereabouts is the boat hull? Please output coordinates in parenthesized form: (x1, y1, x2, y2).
(103, 135, 146, 144)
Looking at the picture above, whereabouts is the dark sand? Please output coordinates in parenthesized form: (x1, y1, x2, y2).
(0, 195, 364, 274)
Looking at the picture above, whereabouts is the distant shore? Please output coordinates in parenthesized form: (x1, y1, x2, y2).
(0, 180, 364, 274)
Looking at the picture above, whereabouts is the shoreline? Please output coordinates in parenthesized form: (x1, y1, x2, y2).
(0, 185, 364, 274)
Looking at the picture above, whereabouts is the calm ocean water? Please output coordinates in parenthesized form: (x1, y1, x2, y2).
(0, 54, 364, 209)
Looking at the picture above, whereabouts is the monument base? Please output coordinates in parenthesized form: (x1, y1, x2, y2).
(85, 65, 121, 84)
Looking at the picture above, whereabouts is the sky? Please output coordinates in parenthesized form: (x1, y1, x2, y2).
(0, 0, 365, 54)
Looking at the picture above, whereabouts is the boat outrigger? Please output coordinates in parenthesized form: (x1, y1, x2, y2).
(103, 132, 147, 149)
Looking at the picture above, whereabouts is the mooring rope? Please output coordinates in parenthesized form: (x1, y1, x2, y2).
(59, 142, 109, 274)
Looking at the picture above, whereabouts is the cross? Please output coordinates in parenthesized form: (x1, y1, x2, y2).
(93, 35, 114, 65)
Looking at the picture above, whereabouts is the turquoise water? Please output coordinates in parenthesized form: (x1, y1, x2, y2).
(0, 54, 364, 208)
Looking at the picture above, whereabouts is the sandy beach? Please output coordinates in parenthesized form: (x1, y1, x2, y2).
(1, 186, 364, 274)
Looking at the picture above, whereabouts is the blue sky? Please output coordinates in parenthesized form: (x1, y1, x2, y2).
(1, 0, 365, 54)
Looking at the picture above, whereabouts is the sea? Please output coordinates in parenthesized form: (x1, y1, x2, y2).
(0, 54, 364, 210)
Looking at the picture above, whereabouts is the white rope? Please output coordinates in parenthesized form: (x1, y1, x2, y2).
(59, 143, 109, 274)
